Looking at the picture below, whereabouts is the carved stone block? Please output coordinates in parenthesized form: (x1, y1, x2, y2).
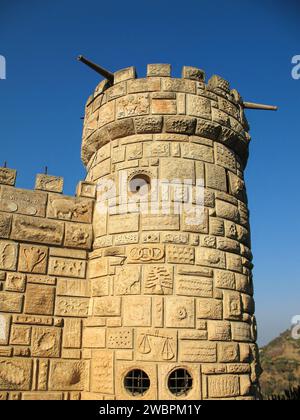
(82, 327, 106, 348)
(218, 343, 239, 363)
(24, 284, 55, 316)
(123, 296, 151, 327)
(10, 325, 31, 346)
(143, 265, 173, 295)
(93, 297, 121, 317)
(35, 174, 64, 193)
(0, 187, 47, 217)
(47, 194, 93, 224)
(0, 213, 12, 238)
(0, 359, 32, 390)
(32, 327, 61, 357)
(0, 241, 18, 271)
(18, 244, 48, 274)
(49, 360, 86, 391)
(11, 215, 64, 245)
(90, 350, 114, 394)
(195, 247, 226, 268)
(166, 245, 194, 264)
(0, 292, 23, 313)
(5, 273, 26, 292)
(107, 328, 133, 349)
(115, 265, 141, 295)
(207, 374, 240, 398)
(179, 340, 216, 363)
(0, 168, 17, 186)
(64, 222, 93, 249)
(0, 314, 11, 345)
(176, 275, 213, 298)
(231, 322, 252, 342)
(136, 328, 176, 362)
(126, 244, 165, 264)
(223, 291, 242, 320)
(196, 298, 223, 320)
(165, 297, 195, 328)
(48, 257, 86, 278)
(208, 321, 231, 341)
(63, 319, 82, 349)
(55, 297, 89, 317)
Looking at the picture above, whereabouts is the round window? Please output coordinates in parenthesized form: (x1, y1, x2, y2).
(168, 368, 193, 396)
(124, 369, 150, 396)
(128, 174, 151, 195)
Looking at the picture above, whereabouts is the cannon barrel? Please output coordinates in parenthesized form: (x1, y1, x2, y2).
(243, 101, 278, 111)
(77, 55, 114, 84)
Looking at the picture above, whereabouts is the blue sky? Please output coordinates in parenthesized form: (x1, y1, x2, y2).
(0, 0, 299, 345)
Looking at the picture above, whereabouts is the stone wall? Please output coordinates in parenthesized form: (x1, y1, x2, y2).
(0, 64, 261, 400)
(0, 169, 95, 400)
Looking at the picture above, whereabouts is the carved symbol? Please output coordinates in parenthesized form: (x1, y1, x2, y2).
(129, 247, 164, 262)
(23, 247, 46, 272)
(51, 198, 88, 220)
(138, 332, 174, 360)
(0, 243, 16, 269)
(145, 266, 172, 294)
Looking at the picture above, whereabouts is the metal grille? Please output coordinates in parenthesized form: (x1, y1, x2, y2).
(168, 369, 193, 396)
(124, 369, 150, 396)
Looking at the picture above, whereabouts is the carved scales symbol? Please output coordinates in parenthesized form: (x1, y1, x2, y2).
(138, 331, 174, 360)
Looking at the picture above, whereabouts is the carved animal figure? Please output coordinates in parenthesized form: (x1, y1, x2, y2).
(50, 198, 88, 219)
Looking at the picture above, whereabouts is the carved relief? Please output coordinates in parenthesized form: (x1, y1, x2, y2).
(127, 245, 165, 263)
(165, 297, 195, 328)
(48, 257, 86, 278)
(35, 174, 64, 193)
(56, 279, 89, 297)
(114, 233, 139, 245)
(10, 326, 31, 346)
(207, 321, 231, 341)
(31, 327, 61, 357)
(176, 275, 213, 297)
(5, 273, 26, 292)
(166, 245, 194, 264)
(0, 168, 16, 186)
(55, 297, 89, 317)
(0, 187, 47, 217)
(223, 291, 242, 320)
(0, 359, 32, 390)
(196, 298, 223, 320)
(93, 297, 121, 317)
(115, 265, 141, 295)
(47, 195, 92, 223)
(116, 94, 149, 118)
(123, 296, 151, 327)
(179, 340, 216, 362)
(161, 232, 188, 245)
(207, 375, 240, 398)
(0, 213, 12, 238)
(195, 247, 226, 268)
(19, 244, 47, 274)
(64, 223, 93, 249)
(107, 328, 133, 349)
(0, 292, 23, 313)
(0, 241, 18, 271)
(91, 350, 114, 394)
(11, 215, 64, 245)
(49, 360, 86, 391)
(24, 285, 55, 316)
(143, 265, 173, 295)
(136, 329, 176, 361)
(63, 319, 82, 349)
(231, 322, 252, 342)
(37, 360, 49, 390)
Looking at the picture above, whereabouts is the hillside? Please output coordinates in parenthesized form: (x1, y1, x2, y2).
(260, 329, 300, 397)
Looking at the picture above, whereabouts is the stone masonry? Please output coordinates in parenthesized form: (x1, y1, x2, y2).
(0, 64, 261, 400)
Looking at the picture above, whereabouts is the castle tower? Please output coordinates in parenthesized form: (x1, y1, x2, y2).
(81, 64, 261, 400)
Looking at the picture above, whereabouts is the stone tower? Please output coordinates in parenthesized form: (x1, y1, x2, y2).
(81, 64, 260, 400)
(0, 64, 262, 400)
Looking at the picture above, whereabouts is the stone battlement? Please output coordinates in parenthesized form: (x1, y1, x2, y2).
(82, 64, 250, 168)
